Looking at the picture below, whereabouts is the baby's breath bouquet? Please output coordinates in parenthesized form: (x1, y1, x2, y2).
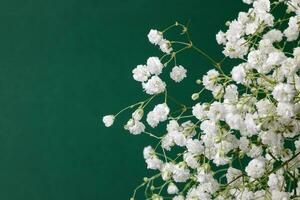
(103, 0, 300, 199)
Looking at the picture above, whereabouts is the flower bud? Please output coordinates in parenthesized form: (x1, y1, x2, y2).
(191, 93, 199, 100)
(132, 108, 144, 120)
(102, 115, 115, 127)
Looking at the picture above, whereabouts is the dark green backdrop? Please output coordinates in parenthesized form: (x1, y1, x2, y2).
(0, 0, 246, 199)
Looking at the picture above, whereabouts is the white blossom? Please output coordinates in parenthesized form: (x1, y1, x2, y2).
(142, 75, 166, 95)
(245, 157, 266, 179)
(170, 65, 187, 82)
(147, 57, 164, 75)
(102, 115, 115, 127)
(132, 65, 150, 82)
(147, 29, 163, 45)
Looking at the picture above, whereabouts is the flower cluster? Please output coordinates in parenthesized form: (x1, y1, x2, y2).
(103, 0, 300, 199)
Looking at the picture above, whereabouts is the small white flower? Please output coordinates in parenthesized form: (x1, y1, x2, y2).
(142, 76, 166, 95)
(192, 103, 207, 120)
(231, 64, 246, 84)
(146, 103, 170, 128)
(203, 69, 220, 91)
(124, 119, 145, 135)
(170, 65, 187, 82)
(253, 0, 270, 13)
(245, 157, 266, 179)
(186, 139, 204, 154)
(167, 183, 179, 194)
(132, 65, 150, 82)
(216, 31, 227, 45)
(147, 29, 163, 45)
(102, 115, 115, 127)
(172, 163, 190, 183)
(272, 83, 295, 103)
(146, 157, 163, 170)
(263, 29, 283, 42)
(147, 57, 164, 75)
(143, 146, 154, 159)
(271, 190, 290, 200)
(159, 39, 173, 54)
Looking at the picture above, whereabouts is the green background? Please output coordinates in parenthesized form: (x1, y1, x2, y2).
(0, 0, 246, 199)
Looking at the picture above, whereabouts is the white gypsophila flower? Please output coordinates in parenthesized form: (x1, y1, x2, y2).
(263, 29, 283, 42)
(276, 102, 295, 118)
(247, 144, 263, 158)
(224, 84, 238, 103)
(231, 63, 246, 84)
(167, 120, 180, 132)
(286, 0, 300, 14)
(245, 157, 266, 179)
(146, 111, 160, 128)
(132, 108, 144, 121)
(143, 146, 162, 170)
(225, 20, 244, 42)
(272, 83, 295, 103)
(213, 151, 230, 166)
(146, 103, 170, 128)
(295, 74, 300, 91)
(172, 163, 190, 183)
(124, 119, 145, 135)
(170, 65, 187, 82)
(192, 103, 207, 120)
(255, 98, 275, 116)
(147, 57, 164, 75)
(271, 190, 290, 200)
(267, 171, 285, 191)
(142, 75, 166, 95)
(146, 157, 163, 170)
(247, 50, 267, 70)
(294, 47, 300, 63)
(132, 64, 150, 82)
(244, 113, 259, 136)
(284, 16, 299, 41)
(245, 22, 259, 35)
(279, 58, 298, 80)
(238, 11, 249, 24)
(266, 51, 286, 66)
(102, 115, 115, 127)
(161, 163, 174, 181)
(226, 167, 243, 186)
(143, 146, 154, 159)
(239, 136, 250, 153)
(216, 31, 227, 45)
(147, 29, 163, 45)
(159, 39, 173, 54)
(167, 183, 179, 194)
(212, 85, 224, 99)
(253, 0, 270, 13)
(161, 134, 174, 151)
(202, 69, 220, 91)
(259, 38, 276, 54)
(184, 152, 199, 169)
(172, 131, 187, 147)
(225, 113, 244, 131)
(223, 38, 249, 59)
(207, 101, 225, 121)
(186, 138, 204, 154)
